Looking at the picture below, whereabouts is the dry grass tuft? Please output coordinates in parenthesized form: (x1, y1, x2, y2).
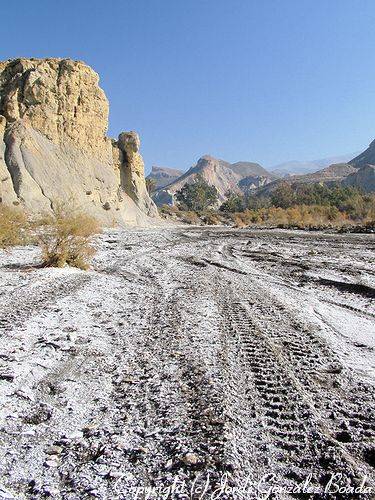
(36, 205, 101, 270)
(0, 206, 28, 249)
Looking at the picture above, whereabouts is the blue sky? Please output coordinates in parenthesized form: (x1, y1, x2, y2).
(1, 0, 375, 172)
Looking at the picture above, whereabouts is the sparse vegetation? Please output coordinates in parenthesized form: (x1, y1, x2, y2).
(36, 205, 101, 269)
(269, 183, 369, 210)
(0, 206, 28, 249)
(176, 175, 219, 211)
(231, 205, 348, 228)
(201, 210, 224, 225)
(160, 183, 375, 230)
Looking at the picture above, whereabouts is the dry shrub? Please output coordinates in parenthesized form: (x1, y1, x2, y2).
(36, 205, 101, 270)
(202, 210, 223, 225)
(0, 206, 28, 249)
(231, 213, 247, 228)
(158, 204, 180, 219)
(239, 205, 348, 229)
(180, 211, 201, 225)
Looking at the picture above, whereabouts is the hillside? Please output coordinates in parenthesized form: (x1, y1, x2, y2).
(260, 141, 375, 195)
(343, 164, 375, 192)
(257, 157, 375, 197)
(0, 58, 157, 224)
(349, 139, 375, 168)
(271, 152, 359, 176)
(228, 161, 271, 178)
(146, 166, 184, 189)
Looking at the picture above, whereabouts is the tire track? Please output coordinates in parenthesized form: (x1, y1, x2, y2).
(220, 298, 371, 498)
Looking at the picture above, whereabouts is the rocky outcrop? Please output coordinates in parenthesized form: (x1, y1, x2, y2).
(229, 161, 273, 178)
(0, 115, 18, 205)
(0, 58, 110, 158)
(303, 163, 358, 182)
(116, 131, 157, 217)
(0, 58, 157, 224)
(153, 189, 175, 207)
(239, 175, 271, 191)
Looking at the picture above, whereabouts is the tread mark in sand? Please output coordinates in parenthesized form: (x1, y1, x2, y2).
(224, 300, 372, 498)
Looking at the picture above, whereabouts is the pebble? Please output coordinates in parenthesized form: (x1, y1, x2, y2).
(14, 388, 35, 401)
(182, 452, 199, 465)
(109, 471, 123, 479)
(43, 486, 59, 496)
(20, 430, 35, 437)
(65, 430, 83, 439)
(45, 445, 63, 455)
(322, 362, 343, 374)
(165, 459, 173, 470)
(137, 446, 149, 454)
(44, 459, 59, 468)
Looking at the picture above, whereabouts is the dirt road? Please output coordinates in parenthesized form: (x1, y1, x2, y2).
(0, 227, 374, 499)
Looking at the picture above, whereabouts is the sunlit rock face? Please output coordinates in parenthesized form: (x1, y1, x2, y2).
(0, 58, 157, 224)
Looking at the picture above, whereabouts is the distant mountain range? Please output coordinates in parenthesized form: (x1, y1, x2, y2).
(270, 152, 360, 177)
(148, 144, 375, 207)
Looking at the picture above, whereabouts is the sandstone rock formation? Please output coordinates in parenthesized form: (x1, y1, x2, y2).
(116, 131, 157, 216)
(0, 58, 157, 224)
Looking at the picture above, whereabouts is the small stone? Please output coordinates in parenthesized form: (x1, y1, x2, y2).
(87, 490, 99, 497)
(182, 452, 199, 465)
(165, 459, 173, 470)
(20, 430, 35, 437)
(45, 446, 63, 455)
(322, 362, 343, 374)
(14, 388, 35, 401)
(137, 447, 148, 454)
(65, 430, 83, 440)
(43, 486, 59, 497)
(5, 414, 18, 419)
(44, 460, 59, 468)
(109, 471, 123, 479)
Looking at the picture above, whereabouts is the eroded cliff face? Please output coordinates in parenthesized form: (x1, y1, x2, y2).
(116, 131, 157, 216)
(0, 58, 157, 224)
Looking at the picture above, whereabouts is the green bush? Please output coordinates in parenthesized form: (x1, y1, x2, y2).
(220, 192, 245, 212)
(176, 175, 219, 211)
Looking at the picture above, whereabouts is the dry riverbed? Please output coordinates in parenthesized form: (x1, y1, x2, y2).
(0, 227, 374, 499)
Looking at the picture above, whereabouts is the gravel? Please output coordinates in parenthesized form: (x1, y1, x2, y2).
(0, 227, 374, 499)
